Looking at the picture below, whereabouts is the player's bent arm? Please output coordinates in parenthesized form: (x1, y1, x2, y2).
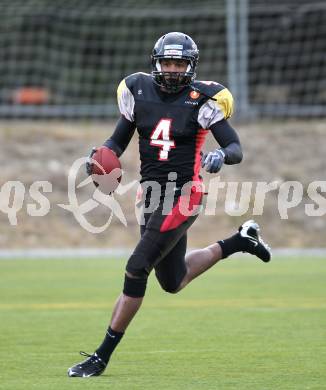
(210, 119, 243, 165)
(103, 115, 136, 157)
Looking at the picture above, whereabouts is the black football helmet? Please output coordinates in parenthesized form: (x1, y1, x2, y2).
(151, 32, 199, 92)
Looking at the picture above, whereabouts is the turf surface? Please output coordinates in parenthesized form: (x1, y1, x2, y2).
(0, 256, 325, 389)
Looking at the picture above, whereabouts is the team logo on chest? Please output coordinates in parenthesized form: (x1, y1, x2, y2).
(185, 90, 200, 105)
(189, 90, 200, 99)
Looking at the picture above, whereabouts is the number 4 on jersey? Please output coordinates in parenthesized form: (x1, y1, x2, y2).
(150, 119, 175, 161)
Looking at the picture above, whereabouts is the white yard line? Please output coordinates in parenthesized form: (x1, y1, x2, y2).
(0, 248, 326, 259)
(0, 248, 130, 259)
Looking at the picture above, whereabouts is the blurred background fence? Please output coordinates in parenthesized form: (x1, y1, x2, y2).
(0, 0, 325, 249)
(0, 0, 325, 119)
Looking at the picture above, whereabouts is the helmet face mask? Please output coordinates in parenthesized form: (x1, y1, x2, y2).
(151, 32, 199, 93)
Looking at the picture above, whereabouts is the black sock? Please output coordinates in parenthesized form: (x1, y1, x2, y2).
(96, 326, 124, 364)
(218, 232, 249, 259)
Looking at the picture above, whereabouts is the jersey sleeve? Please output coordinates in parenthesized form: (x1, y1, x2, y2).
(117, 78, 135, 122)
(197, 87, 234, 129)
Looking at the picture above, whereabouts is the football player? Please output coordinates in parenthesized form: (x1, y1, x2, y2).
(68, 32, 271, 377)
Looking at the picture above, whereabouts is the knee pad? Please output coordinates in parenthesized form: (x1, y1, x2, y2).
(123, 274, 148, 298)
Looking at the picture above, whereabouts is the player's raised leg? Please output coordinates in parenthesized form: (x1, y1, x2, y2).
(176, 220, 271, 291)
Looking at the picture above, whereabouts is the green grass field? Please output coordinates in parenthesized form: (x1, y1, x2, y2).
(0, 256, 325, 390)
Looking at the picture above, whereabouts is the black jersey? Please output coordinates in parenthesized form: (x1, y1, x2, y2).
(117, 72, 234, 187)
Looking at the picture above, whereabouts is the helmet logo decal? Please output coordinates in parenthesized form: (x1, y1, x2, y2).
(164, 44, 183, 50)
(190, 90, 200, 99)
(164, 49, 183, 56)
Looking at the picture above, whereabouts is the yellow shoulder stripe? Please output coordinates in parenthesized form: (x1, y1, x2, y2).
(213, 88, 234, 119)
(117, 79, 127, 102)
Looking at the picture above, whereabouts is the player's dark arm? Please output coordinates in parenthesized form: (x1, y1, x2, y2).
(103, 115, 136, 157)
(210, 119, 243, 164)
(202, 119, 242, 173)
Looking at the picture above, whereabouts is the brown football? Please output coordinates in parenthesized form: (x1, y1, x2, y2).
(91, 146, 122, 193)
